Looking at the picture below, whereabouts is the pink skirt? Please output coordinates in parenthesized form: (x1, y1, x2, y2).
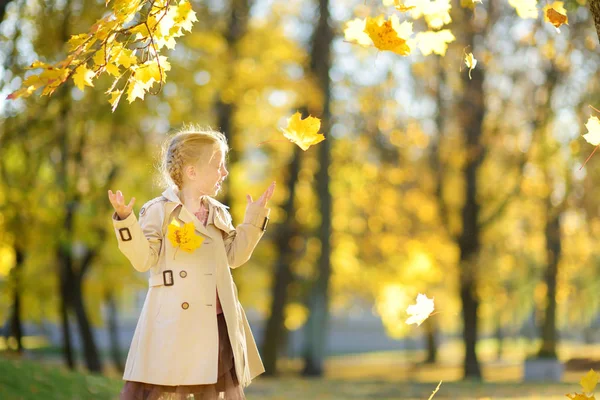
(119, 313, 245, 400)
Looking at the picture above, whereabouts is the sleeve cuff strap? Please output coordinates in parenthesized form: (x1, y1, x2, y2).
(112, 211, 137, 229)
(243, 206, 270, 230)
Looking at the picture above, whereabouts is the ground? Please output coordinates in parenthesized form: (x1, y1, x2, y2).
(0, 338, 596, 399)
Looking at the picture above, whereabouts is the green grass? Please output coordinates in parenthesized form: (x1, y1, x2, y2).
(0, 354, 583, 400)
(0, 355, 122, 400)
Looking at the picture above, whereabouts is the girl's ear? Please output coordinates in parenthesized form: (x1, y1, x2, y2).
(185, 164, 196, 181)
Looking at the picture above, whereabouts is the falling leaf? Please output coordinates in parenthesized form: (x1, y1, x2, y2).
(72, 65, 95, 91)
(344, 18, 372, 47)
(414, 30, 455, 56)
(508, 0, 538, 19)
(583, 116, 600, 146)
(460, 0, 482, 9)
(544, 1, 568, 32)
(406, 293, 435, 326)
(465, 52, 477, 79)
(581, 369, 599, 395)
(401, 0, 452, 29)
(364, 14, 412, 56)
(167, 220, 203, 259)
(393, 0, 416, 12)
(281, 112, 325, 151)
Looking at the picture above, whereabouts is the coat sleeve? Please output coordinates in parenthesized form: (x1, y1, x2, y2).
(220, 202, 270, 269)
(112, 200, 164, 273)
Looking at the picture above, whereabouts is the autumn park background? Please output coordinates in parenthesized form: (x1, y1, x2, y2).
(3, 0, 600, 398)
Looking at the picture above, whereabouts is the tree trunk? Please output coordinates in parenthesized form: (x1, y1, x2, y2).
(71, 271, 102, 372)
(302, 0, 333, 377)
(59, 284, 76, 370)
(537, 196, 561, 359)
(495, 315, 503, 361)
(214, 0, 253, 220)
(589, 0, 600, 43)
(8, 247, 25, 353)
(261, 145, 302, 376)
(456, 5, 485, 380)
(55, 92, 103, 372)
(424, 318, 437, 364)
(105, 289, 124, 373)
(0, 0, 14, 23)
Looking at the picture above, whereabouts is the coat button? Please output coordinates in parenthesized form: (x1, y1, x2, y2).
(180, 270, 187, 278)
(181, 302, 189, 310)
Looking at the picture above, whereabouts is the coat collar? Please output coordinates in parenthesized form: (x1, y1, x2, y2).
(161, 185, 230, 239)
(161, 185, 230, 210)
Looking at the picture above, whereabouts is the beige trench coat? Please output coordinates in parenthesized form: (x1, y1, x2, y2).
(111, 185, 269, 387)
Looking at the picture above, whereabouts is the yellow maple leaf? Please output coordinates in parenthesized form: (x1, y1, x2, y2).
(415, 29, 455, 56)
(344, 18, 372, 47)
(399, 0, 451, 29)
(581, 369, 599, 395)
(544, 1, 568, 31)
(72, 65, 95, 91)
(465, 52, 477, 79)
(115, 48, 138, 69)
(508, 0, 538, 19)
(406, 293, 435, 326)
(393, 0, 416, 12)
(106, 63, 120, 77)
(583, 116, 600, 146)
(281, 112, 325, 151)
(175, 0, 198, 33)
(107, 90, 124, 112)
(566, 394, 595, 400)
(364, 14, 412, 56)
(460, 0, 482, 9)
(126, 78, 146, 103)
(167, 220, 203, 258)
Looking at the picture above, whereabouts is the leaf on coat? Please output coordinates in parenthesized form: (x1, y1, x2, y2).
(405, 293, 435, 326)
(167, 220, 203, 258)
(281, 112, 325, 151)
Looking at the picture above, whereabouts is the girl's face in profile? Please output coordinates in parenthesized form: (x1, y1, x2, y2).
(193, 147, 228, 196)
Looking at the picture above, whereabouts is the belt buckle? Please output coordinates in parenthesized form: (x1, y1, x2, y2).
(163, 270, 174, 286)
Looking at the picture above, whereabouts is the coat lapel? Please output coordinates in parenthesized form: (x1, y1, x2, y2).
(177, 203, 214, 239)
(161, 186, 216, 240)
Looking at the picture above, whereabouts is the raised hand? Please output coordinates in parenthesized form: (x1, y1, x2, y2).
(108, 189, 136, 220)
(246, 181, 275, 207)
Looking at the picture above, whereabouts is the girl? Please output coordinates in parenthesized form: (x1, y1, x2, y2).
(108, 126, 275, 400)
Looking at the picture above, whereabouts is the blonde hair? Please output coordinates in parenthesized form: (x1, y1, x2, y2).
(159, 124, 229, 190)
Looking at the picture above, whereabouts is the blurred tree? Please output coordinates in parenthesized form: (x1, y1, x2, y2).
(302, 0, 334, 377)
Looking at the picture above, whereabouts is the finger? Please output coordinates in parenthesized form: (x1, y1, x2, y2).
(127, 197, 136, 210)
(247, 194, 252, 204)
(108, 191, 118, 206)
